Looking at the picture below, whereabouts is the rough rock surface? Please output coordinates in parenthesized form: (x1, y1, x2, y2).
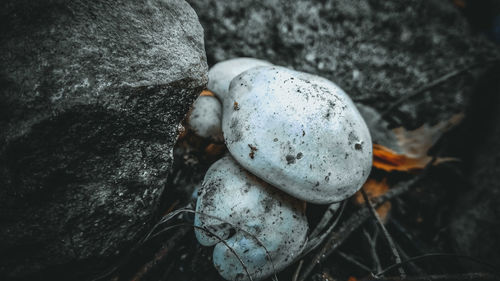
(0, 0, 207, 279)
(188, 0, 499, 129)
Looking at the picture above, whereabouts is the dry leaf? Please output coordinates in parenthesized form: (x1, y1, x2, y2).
(372, 143, 456, 172)
(200, 89, 216, 97)
(358, 115, 464, 222)
(392, 114, 463, 159)
(372, 114, 463, 172)
(354, 178, 391, 223)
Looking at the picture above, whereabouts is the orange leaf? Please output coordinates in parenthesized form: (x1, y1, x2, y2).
(373, 143, 432, 172)
(200, 89, 215, 97)
(373, 143, 457, 172)
(372, 114, 463, 172)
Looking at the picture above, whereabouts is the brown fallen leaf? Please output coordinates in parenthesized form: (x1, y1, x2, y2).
(392, 113, 464, 159)
(372, 143, 457, 172)
(358, 114, 464, 223)
(372, 114, 463, 172)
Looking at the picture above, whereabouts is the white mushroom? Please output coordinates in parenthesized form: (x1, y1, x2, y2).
(208, 57, 273, 103)
(188, 94, 223, 142)
(194, 155, 308, 281)
(222, 66, 372, 204)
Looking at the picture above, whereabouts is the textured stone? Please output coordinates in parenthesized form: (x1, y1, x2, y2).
(188, 0, 499, 129)
(0, 0, 207, 279)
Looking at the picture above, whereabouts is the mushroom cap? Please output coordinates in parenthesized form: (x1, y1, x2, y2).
(188, 95, 223, 142)
(194, 155, 308, 281)
(222, 66, 372, 204)
(208, 57, 273, 102)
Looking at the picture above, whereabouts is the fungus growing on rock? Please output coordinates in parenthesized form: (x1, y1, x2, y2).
(187, 92, 224, 142)
(222, 66, 372, 204)
(207, 57, 273, 102)
(194, 155, 308, 281)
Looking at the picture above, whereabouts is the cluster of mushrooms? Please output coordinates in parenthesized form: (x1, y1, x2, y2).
(187, 58, 373, 281)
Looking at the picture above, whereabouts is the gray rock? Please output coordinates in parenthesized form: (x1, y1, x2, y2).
(187, 0, 499, 129)
(0, 0, 207, 279)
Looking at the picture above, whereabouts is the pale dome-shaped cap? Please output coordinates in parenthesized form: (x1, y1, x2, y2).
(188, 95, 223, 142)
(222, 66, 372, 204)
(194, 155, 308, 281)
(208, 57, 273, 102)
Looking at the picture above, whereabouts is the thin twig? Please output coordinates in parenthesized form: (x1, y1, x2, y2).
(338, 251, 372, 272)
(90, 205, 193, 281)
(364, 227, 382, 274)
(380, 67, 472, 118)
(363, 272, 500, 281)
(302, 201, 347, 255)
(292, 260, 304, 281)
(379, 59, 500, 119)
(95, 205, 279, 281)
(390, 218, 428, 255)
(146, 208, 280, 280)
(131, 221, 254, 281)
(361, 188, 406, 278)
(193, 225, 253, 281)
(129, 225, 189, 281)
(297, 207, 368, 281)
(394, 240, 425, 276)
(297, 176, 421, 281)
(309, 202, 341, 238)
(375, 253, 500, 278)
